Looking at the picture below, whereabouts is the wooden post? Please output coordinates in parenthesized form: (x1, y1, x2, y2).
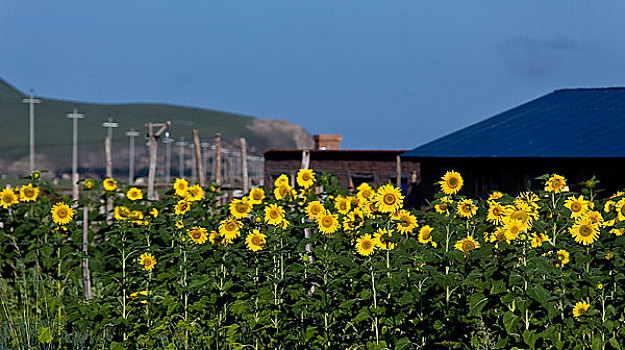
(240, 138, 248, 193)
(215, 133, 222, 186)
(301, 149, 310, 170)
(82, 204, 92, 300)
(193, 129, 204, 187)
(300, 149, 313, 261)
(105, 136, 113, 221)
(146, 121, 171, 199)
(396, 155, 401, 188)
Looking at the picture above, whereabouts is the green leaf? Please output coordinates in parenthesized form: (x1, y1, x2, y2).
(353, 308, 370, 323)
(37, 326, 53, 344)
(609, 337, 621, 349)
(522, 330, 538, 349)
(396, 337, 412, 350)
(503, 311, 519, 334)
(469, 293, 488, 316)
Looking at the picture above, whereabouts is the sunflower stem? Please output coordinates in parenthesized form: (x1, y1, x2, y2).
(370, 257, 379, 345)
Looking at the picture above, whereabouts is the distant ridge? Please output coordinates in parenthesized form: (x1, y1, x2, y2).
(0, 77, 313, 176)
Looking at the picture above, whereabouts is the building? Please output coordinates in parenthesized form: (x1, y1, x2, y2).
(402, 88, 625, 202)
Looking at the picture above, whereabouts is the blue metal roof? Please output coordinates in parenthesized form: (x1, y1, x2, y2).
(403, 88, 625, 158)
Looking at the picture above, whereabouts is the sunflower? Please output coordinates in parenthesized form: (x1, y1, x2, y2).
(185, 185, 204, 202)
(51, 202, 74, 225)
(439, 171, 463, 195)
(126, 187, 143, 201)
(264, 204, 285, 226)
(374, 184, 404, 213)
(173, 178, 189, 197)
(545, 174, 566, 193)
(454, 236, 480, 254)
(219, 217, 242, 243)
(564, 195, 591, 218)
(19, 184, 39, 202)
(362, 199, 380, 218)
(393, 209, 418, 234)
(373, 228, 396, 250)
(555, 250, 570, 267)
(274, 183, 294, 201)
(434, 197, 452, 214)
(209, 230, 223, 244)
(486, 201, 505, 225)
(138, 252, 156, 271)
(149, 208, 159, 218)
(175, 220, 184, 229)
(274, 174, 289, 187)
(84, 178, 95, 190)
(355, 234, 376, 256)
(296, 169, 315, 189)
(356, 182, 375, 202)
(503, 202, 537, 232)
(572, 300, 590, 320)
(248, 188, 265, 205)
(316, 210, 339, 234)
(418, 225, 434, 245)
(130, 210, 144, 225)
(488, 227, 511, 245)
(570, 217, 600, 246)
(306, 201, 325, 219)
(610, 228, 624, 236)
(615, 199, 625, 221)
(530, 233, 549, 248)
(175, 200, 191, 216)
(187, 226, 208, 244)
(0, 187, 19, 209)
(103, 178, 117, 191)
(488, 191, 503, 200)
(334, 195, 352, 215)
(114, 206, 131, 220)
(229, 197, 253, 219)
(342, 208, 365, 232)
(245, 230, 267, 252)
(503, 218, 524, 240)
(456, 199, 477, 218)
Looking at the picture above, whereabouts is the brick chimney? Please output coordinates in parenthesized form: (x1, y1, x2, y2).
(314, 134, 342, 150)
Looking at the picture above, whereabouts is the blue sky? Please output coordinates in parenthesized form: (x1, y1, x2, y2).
(2, 1, 624, 149)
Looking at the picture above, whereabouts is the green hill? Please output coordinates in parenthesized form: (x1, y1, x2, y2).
(0, 77, 312, 176)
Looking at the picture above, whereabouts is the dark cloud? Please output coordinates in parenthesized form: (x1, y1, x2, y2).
(498, 37, 578, 80)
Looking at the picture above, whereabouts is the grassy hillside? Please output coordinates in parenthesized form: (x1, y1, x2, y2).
(0, 77, 312, 175)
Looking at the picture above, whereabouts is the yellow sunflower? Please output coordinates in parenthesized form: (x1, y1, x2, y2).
(342, 208, 364, 232)
(126, 187, 143, 201)
(248, 188, 265, 205)
(374, 184, 404, 213)
(209, 230, 223, 244)
(569, 216, 600, 246)
(334, 195, 352, 215)
(393, 209, 418, 234)
(530, 233, 549, 248)
(0, 187, 19, 209)
(615, 199, 625, 221)
(149, 208, 159, 218)
(175, 200, 191, 216)
(245, 230, 267, 252)
(486, 201, 505, 225)
(488, 191, 503, 200)
(229, 197, 253, 219)
(418, 225, 434, 245)
(138, 252, 156, 271)
(114, 206, 131, 220)
(187, 226, 208, 244)
(84, 178, 95, 190)
(545, 174, 566, 193)
(457, 199, 477, 218)
(356, 182, 375, 202)
(219, 217, 242, 243)
(355, 234, 376, 256)
(488, 227, 511, 245)
(373, 228, 396, 250)
(51, 202, 74, 225)
(274, 183, 295, 201)
(572, 300, 590, 320)
(296, 169, 315, 189)
(502, 202, 537, 232)
(564, 195, 591, 218)
(503, 218, 524, 240)
(19, 183, 39, 202)
(274, 174, 289, 187)
(434, 196, 452, 214)
(175, 220, 184, 229)
(306, 201, 325, 219)
(316, 210, 339, 234)
(439, 171, 463, 195)
(454, 236, 480, 254)
(264, 204, 285, 226)
(555, 250, 570, 267)
(173, 178, 189, 197)
(103, 178, 117, 191)
(185, 185, 204, 202)
(515, 191, 541, 209)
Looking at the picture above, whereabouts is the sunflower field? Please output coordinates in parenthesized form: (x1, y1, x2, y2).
(1, 170, 625, 349)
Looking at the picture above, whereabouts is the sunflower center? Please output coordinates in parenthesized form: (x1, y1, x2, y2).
(253, 192, 262, 200)
(2, 193, 12, 202)
(226, 222, 237, 231)
(510, 210, 528, 223)
(448, 177, 458, 187)
(235, 203, 248, 213)
(310, 205, 321, 215)
(339, 202, 348, 211)
(510, 226, 519, 235)
(492, 207, 501, 216)
(462, 204, 471, 213)
(24, 188, 35, 197)
(362, 189, 372, 198)
(301, 173, 311, 181)
(270, 210, 279, 219)
(463, 241, 475, 252)
(571, 203, 581, 212)
(439, 203, 447, 210)
(579, 225, 593, 237)
(57, 208, 68, 218)
(558, 253, 565, 261)
(422, 231, 431, 240)
(552, 180, 561, 188)
(322, 217, 333, 227)
(620, 206, 625, 217)
(251, 236, 263, 245)
(362, 241, 372, 250)
(383, 194, 396, 205)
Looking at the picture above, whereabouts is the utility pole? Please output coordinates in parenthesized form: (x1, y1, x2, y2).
(125, 129, 140, 185)
(176, 137, 188, 178)
(146, 121, 171, 199)
(163, 132, 173, 183)
(102, 117, 119, 178)
(22, 90, 41, 174)
(66, 108, 84, 201)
